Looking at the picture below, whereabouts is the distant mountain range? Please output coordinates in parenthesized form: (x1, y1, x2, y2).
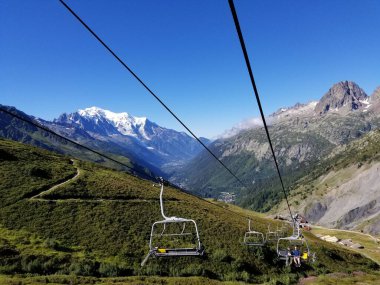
(172, 81, 380, 211)
(2, 81, 380, 214)
(53, 107, 210, 169)
(0, 105, 210, 178)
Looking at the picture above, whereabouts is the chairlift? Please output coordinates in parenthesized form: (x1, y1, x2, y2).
(276, 224, 288, 238)
(141, 178, 204, 266)
(266, 225, 278, 242)
(275, 225, 283, 238)
(243, 219, 265, 246)
(276, 217, 316, 266)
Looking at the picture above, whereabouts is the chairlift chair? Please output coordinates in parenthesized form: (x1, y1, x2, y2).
(276, 219, 316, 266)
(276, 225, 284, 238)
(243, 219, 265, 246)
(141, 178, 204, 266)
(266, 225, 278, 242)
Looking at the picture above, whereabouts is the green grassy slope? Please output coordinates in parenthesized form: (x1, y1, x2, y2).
(0, 138, 378, 284)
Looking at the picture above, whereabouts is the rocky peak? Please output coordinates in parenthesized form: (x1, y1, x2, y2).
(315, 81, 368, 115)
(371, 86, 380, 101)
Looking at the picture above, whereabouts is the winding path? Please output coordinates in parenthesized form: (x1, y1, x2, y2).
(29, 160, 151, 203)
(30, 159, 81, 201)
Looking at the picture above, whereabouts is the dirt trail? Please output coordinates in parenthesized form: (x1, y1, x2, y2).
(30, 159, 81, 200)
(29, 160, 152, 204)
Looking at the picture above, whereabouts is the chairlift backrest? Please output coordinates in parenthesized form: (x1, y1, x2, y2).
(243, 219, 265, 246)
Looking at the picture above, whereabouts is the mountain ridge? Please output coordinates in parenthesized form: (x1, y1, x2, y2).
(173, 81, 380, 213)
(53, 106, 211, 169)
(0, 105, 211, 177)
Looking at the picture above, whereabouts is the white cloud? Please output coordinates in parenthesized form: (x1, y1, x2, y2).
(217, 117, 265, 139)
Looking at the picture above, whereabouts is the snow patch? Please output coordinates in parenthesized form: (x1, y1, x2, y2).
(360, 98, 370, 105)
(271, 101, 319, 119)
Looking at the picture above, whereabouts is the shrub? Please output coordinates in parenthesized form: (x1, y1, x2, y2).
(240, 271, 250, 282)
(223, 271, 238, 281)
(69, 259, 97, 276)
(43, 238, 60, 250)
(27, 166, 52, 179)
(180, 263, 203, 276)
(211, 249, 229, 262)
(99, 262, 119, 277)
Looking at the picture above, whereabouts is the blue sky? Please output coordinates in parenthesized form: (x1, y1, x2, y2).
(1, 0, 380, 138)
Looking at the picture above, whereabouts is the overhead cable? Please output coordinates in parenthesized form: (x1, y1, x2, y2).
(228, 0, 295, 223)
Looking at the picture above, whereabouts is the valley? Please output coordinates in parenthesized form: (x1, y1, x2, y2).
(172, 82, 380, 236)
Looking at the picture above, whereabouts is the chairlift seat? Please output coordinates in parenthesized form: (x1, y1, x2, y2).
(141, 179, 204, 266)
(153, 247, 204, 257)
(276, 219, 316, 264)
(243, 219, 265, 247)
(266, 226, 278, 242)
(244, 231, 265, 246)
(278, 249, 288, 258)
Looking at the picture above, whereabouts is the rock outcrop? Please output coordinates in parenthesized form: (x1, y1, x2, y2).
(315, 81, 369, 115)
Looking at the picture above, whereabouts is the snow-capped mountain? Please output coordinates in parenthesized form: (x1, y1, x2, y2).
(57, 107, 151, 139)
(53, 107, 210, 170)
(0, 105, 210, 177)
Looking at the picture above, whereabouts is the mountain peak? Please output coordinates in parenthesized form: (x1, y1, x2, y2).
(315, 81, 368, 115)
(77, 106, 148, 126)
(54, 107, 150, 139)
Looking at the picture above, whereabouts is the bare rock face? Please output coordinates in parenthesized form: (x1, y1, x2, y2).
(315, 81, 368, 115)
(372, 86, 380, 100)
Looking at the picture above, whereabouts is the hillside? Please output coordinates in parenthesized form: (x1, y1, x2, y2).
(0, 138, 378, 284)
(273, 129, 380, 235)
(173, 81, 380, 212)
